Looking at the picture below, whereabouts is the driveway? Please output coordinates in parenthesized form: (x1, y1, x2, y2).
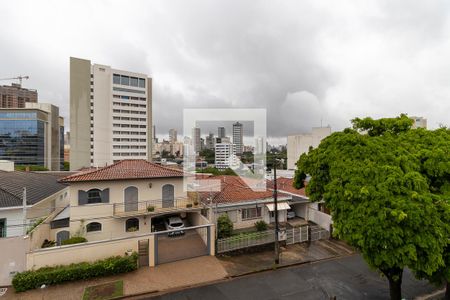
(146, 255, 436, 300)
(157, 230, 209, 264)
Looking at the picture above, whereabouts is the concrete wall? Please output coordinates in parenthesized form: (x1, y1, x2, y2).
(308, 207, 332, 231)
(0, 208, 24, 238)
(292, 203, 308, 219)
(0, 236, 29, 286)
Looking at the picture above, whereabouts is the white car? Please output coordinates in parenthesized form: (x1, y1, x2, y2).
(165, 216, 185, 236)
(287, 210, 296, 219)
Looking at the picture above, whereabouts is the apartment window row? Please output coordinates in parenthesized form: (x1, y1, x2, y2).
(113, 152, 147, 157)
(113, 138, 146, 142)
(112, 101, 146, 108)
(113, 145, 147, 149)
(113, 131, 146, 135)
(113, 123, 147, 128)
(113, 95, 146, 101)
(113, 109, 146, 115)
(113, 74, 146, 88)
(113, 116, 146, 122)
(241, 207, 262, 220)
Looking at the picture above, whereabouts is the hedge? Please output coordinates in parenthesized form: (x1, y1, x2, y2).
(12, 253, 138, 292)
(61, 236, 87, 245)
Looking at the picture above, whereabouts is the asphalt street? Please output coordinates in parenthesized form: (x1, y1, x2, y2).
(147, 254, 436, 300)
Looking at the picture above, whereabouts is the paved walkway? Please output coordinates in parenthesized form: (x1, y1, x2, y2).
(1, 256, 228, 300)
(219, 239, 354, 276)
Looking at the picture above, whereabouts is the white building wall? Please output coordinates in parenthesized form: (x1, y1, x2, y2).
(0, 208, 24, 237)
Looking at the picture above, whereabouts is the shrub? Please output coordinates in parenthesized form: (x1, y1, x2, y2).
(193, 201, 199, 206)
(186, 203, 193, 208)
(217, 214, 233, 238)
(61, 236, 87, 245)
(147, 205, 155, 212)
(41, 239, 56, 248)
(255, 220, 268, 231)
(12, 253, 138, 292)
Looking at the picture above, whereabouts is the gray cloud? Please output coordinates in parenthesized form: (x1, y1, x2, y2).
(1, 0, 449, 143)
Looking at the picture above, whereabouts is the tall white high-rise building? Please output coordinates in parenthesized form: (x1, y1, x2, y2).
(232, 122, 243, 155)
(70, 57, 152, 170)
(192, 127, 201, 153)
(169, 128, 177, 143)
(215, 142, 237, 169)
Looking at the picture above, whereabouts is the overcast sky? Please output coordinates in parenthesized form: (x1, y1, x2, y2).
(1, 0, 450, 144)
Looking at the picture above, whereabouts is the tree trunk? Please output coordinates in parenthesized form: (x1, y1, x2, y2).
(445, 281, 449, 300)
(381, 267, 403, 300)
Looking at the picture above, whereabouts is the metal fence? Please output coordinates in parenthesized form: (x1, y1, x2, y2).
(216, 230, 275, 254)
(286, 226, 309, 245)
(113, 197, 200, 216)
(310, 226, 330, 241)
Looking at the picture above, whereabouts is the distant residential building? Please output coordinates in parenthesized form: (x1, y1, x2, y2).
(192, 127, 201, 153)
(232, 122, 243, 155)
(69, 57, 152, 171)
(410, 116, 427, 129)
(205, 132, 215, 150)
(0, 83, 37, 108)
(64, 132, 70, 162)
(287, 126, 331, 170)
(0, 103, 64, 170)
(169, 128, 177, 143)
(215, 142, 237, 169)
(243, 145, 254, 153)
(152, 125, 158, 144)
(218, 126, 226, 138)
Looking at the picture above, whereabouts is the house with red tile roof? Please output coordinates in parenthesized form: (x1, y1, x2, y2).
(26, 160, 214, 268)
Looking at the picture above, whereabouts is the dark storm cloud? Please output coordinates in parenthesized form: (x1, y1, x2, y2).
(1, 0, 449, 142)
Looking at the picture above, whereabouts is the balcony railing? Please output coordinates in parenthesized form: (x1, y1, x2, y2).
(113, 197, 200, 217)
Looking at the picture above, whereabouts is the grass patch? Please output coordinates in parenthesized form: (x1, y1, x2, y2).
(83, 280, 123, 300)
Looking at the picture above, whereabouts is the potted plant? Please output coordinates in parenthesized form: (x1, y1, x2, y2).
(193, 201, 199, 206)
(186, 203, 193, 208)
(147, 205, 155, 212)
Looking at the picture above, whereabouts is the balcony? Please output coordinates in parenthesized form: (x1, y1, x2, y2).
(112, 197, 201, 217)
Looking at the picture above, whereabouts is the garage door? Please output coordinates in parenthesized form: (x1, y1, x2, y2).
(155, 226, 211, 265)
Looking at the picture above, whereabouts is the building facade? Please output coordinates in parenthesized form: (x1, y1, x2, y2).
(215, 142, 237, 169)
(169, 128, 177, 143)
(205, 132, 215, 150)
(287, 126, 331, 170)
(218, 126, 225, 139)
(70, 57, 152, 171)
(232, 122, 243, 155)
(0, 103, 64, 170)
(192, 127, 201, 153)
(0, 83, 37, 108)
(410, 116, 427, 129)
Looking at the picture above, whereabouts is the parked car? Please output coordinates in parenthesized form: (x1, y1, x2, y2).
(287, 209, 296, 219)
(165, 216, 185, 237)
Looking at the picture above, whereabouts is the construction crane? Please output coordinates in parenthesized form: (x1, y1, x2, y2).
(0, 75, 29, 86)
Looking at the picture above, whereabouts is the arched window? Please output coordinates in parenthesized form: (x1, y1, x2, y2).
(86, 222, 102, 232)
(125, 218, 139, 232)
(56, 230, 70, 245)
(87, 189, 102, 204)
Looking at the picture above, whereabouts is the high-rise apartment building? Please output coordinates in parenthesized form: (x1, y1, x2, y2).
(192, 127, 201, 153)
(232, 122, 243, 155)
(70, 57, 152, 170)
(0, 83, 37, 108)
(205, 132, 215, 150)
(287, 126, 331, 170)
(218, 126, 226, 139)
(169, 128, 177, 143)
(215, 142, 237, 169)
(0, 103, 64, 170)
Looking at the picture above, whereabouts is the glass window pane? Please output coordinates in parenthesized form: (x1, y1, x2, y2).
(139, 78, 145, 88)
(113, 74, 120, 84)
(130, 77, 138, 87)
(121, 76, 130, 86)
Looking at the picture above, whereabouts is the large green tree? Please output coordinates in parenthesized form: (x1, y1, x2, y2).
(294, 115, 450, 300)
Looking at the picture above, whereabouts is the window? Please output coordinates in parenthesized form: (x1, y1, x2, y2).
(87, 189, 102, 204)
(113, 74, 121, 84)
(241, 207, 262, 220)
(86, 222, 102, 232)
(130, 77, 139, 87)
(120, 75, 129, 85)
(139, 78, 145, 88)
(126, 218, 139, 232)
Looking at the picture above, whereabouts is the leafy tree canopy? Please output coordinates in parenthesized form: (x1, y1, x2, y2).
(294, 115, 450, 299)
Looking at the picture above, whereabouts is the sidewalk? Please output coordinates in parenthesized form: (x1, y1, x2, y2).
(1, 256, 228, 300)
(218, 239, 355, 276)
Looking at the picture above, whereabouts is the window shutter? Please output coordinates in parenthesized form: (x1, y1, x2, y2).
(78, 190, 88, 205)
(102, 188, 110, 203)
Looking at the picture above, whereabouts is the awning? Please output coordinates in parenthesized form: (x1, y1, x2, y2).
(266, 202, 290, 211)
(53, 206, 70, 221)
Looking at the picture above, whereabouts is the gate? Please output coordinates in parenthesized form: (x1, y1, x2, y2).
(286, 226, 309, 245)
(138, 239, 149, 267)
(310, 226, 330, 241)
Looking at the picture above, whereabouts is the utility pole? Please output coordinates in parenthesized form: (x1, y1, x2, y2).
(273, 158, 280, 264)
(22, 187, 27, 235)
